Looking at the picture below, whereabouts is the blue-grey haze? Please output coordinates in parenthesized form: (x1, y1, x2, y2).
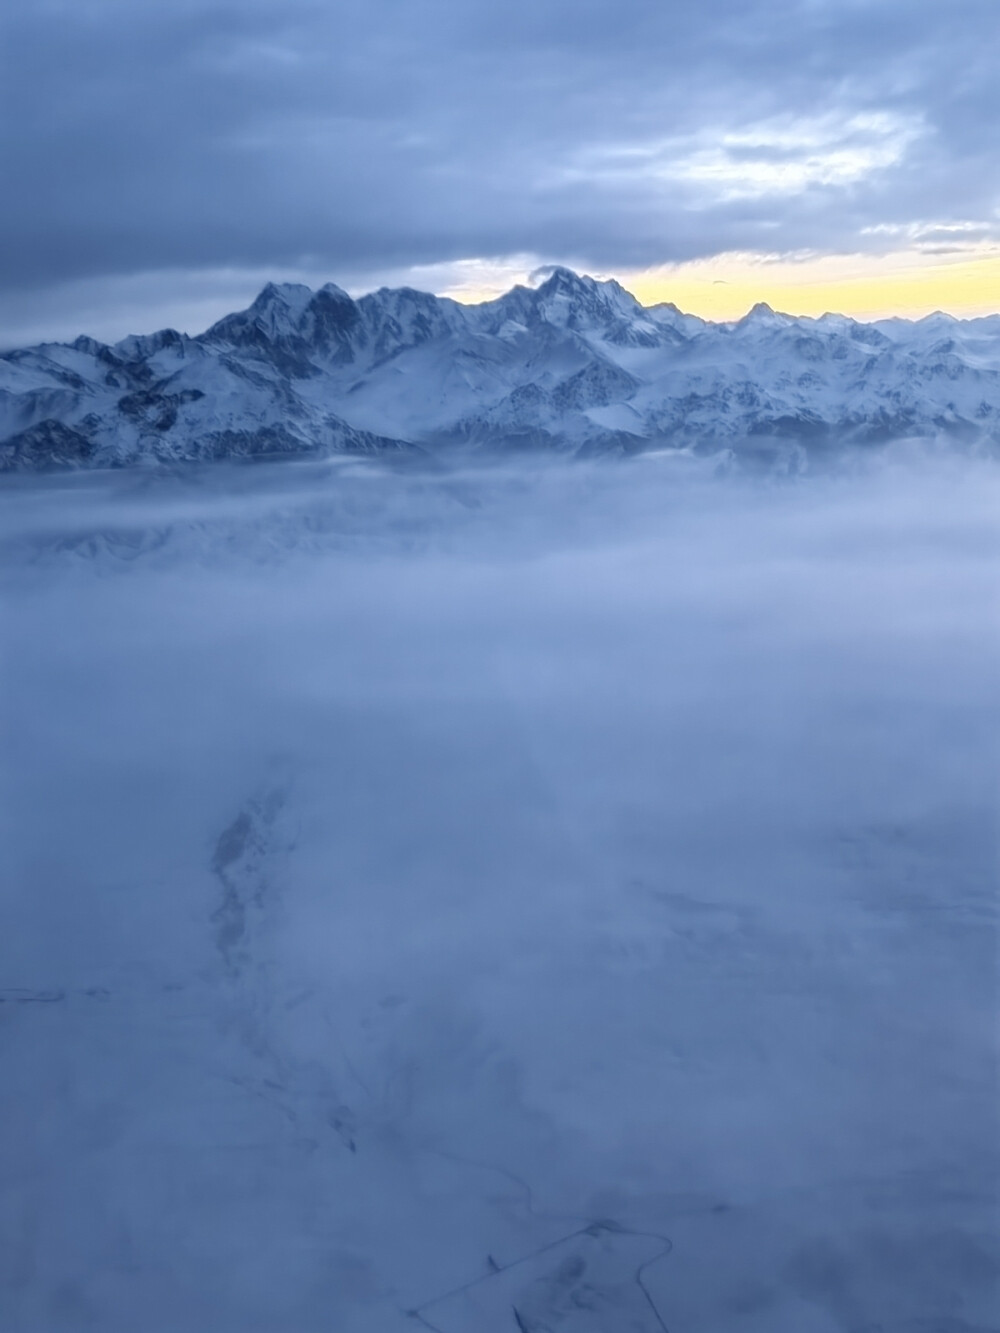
(1, 453, 997, 1330)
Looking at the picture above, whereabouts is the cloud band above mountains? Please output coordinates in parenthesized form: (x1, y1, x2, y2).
(2, 0, 998, 340)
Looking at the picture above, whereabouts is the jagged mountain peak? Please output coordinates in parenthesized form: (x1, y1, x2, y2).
(317, 281, 352, 301)
(115, 327, 189, 360)
(203, 268, 653, 355)
(534, 266, 601, 293)
(251, 281, 315, 312)
(359, 283, 465, 323)
(534, 266, 641, 310)
(1, 269, 998, 472)
(522, 267, 653, 347)
(71, 334, 112, 356)
(736, 301, 791, 329)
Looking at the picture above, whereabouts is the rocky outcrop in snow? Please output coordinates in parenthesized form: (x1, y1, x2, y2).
(2, 268, 998, 470)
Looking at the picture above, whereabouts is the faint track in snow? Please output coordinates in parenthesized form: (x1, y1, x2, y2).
(407, 1150, 673, 1332)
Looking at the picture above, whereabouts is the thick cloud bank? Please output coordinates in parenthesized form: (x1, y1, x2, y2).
(2, 454, 998, 1331)
(2, 0, 998, 341)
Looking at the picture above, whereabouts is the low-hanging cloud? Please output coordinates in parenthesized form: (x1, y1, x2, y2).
(1, 451, 998, 1329)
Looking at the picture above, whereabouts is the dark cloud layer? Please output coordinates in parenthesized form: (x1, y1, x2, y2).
(2, 0, 998, 326)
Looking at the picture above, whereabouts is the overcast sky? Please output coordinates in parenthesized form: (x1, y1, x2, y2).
(2, 0, 998, 343)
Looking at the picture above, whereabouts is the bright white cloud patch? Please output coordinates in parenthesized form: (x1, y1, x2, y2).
(575, 111, 925, 201)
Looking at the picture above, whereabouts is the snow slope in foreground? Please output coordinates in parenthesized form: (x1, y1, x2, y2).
(1, 455, 998, 1331)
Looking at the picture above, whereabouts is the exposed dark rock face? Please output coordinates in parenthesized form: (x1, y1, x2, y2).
(0, 419, 96, 471)
(1, 270, 997, 470)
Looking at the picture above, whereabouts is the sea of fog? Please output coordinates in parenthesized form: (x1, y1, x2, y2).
(1, 450, 998, 1332)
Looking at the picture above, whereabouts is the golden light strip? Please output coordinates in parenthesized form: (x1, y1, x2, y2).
(619, 248, 1000, 322)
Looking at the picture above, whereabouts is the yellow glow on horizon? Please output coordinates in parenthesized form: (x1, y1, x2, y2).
(441, 246, 1000, 322)
(617, 247, 1000, 322)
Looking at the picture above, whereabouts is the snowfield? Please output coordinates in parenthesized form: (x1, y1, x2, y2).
(1, 451, 998, 1331)
(2, 268, 999, 472)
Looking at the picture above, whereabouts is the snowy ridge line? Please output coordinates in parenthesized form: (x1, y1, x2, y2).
(1, 267, 998, 471)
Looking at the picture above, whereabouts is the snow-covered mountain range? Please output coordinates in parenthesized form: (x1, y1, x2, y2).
(2, 267, 999, 470)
